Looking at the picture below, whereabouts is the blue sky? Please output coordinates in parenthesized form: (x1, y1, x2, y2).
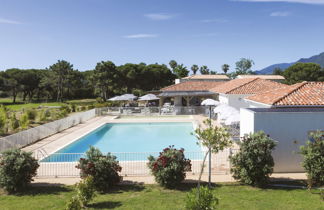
(1, 0, 324, 72)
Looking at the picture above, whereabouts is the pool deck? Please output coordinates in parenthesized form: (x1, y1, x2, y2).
(32, 173, 307, 185)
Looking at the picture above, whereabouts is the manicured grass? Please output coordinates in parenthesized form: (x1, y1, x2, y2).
(5, 102, 65, 111)
(0, 183, 323, 210)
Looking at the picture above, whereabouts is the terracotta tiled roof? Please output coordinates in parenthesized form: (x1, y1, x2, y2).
(183, 74, 230, 80)
(210, 78, 288, 94)
(161, 81, 225, 91)
(246, 82, 324, 106)
(237, 75, 285, 80)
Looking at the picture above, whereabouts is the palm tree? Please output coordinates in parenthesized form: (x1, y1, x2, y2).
(222, 64, 230, 74)
(191, 65, 199, 75)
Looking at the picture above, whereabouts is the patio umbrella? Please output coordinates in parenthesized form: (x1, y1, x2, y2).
(224, 111, 240, 125)
(138, 94, 159, 101)
(108, 96, 122, 101)
(119, 94, 137, 101)
(214, 104, 239, 121)
(201, 99, 220, 106)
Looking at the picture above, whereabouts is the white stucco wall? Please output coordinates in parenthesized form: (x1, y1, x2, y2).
(219, 94, 251, 110)
(240, 108, 324, 172)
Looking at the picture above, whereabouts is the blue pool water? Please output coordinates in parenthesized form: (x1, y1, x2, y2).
(42, 122, 202, 162)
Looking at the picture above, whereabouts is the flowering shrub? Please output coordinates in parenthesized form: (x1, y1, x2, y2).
(300, 130, 324, 188)
(0, 149, 39, 193)
(230, 131, 276, 187)
(76, 147, 122, 192)
(147, 146, 191, 188)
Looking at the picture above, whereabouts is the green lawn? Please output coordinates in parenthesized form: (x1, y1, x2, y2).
(0, 183, 323, 210)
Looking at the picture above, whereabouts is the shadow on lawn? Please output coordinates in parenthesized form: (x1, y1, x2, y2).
(88, 201, 122, 209)
(106, 181, 145, 194)
(14, 183, 72, 196)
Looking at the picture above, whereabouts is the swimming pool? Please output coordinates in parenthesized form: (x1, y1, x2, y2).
(42, 122, 202, 162)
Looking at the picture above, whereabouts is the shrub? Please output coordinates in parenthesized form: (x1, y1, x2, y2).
(26, 109, 37, 121)
(300, 130, 324, 188)
(66, 196, 82, 210)
(38, 109, 51, 122)
(0, 149, 39, 193)
(0, 105, 8, 134)
(60, 104, 72, 113)
(75, 176, 96, 207)
(230, 131, 276, 187)
(9, 113, 19, 131)
(87, 105, 95, 110)
(19, 112, 30, 129)
(185, 186, 218, 210)
(70, 104, 76, 112)
(147, 146, 191, 188)
(76, 147, 122, 192)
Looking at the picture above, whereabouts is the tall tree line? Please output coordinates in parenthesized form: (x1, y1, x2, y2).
(0, 60, 176, 103)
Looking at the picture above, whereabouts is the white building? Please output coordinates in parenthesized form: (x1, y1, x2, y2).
(241, 82, 324, 172)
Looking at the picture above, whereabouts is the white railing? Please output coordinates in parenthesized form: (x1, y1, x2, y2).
(96, 106, 211, 116)
(34, 149, 238, 177)
(0, 109, 96, 152)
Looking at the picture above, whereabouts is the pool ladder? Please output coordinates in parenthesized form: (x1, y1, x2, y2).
(36, 148, 49, 160)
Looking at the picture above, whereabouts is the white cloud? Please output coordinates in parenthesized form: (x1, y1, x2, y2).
(201, 18, 228, 23)
(0, 18, 21, 24)
(270, 11, 291, 16)
(234, 0, 324, 5)
(144, 13, 174, 20)
(123, 34, 158, 39)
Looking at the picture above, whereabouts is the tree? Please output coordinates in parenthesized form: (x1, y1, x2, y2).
(235, 58, 254, 73)
(283, 63, 324, 85)
(193, 119, 232, 187)
(2, 69, 22, 103)
(222, 64, 230, 74)
(199, 66, 210, 75)
(191, 65, 199, 75)
(49, 60, 74, 102)
(173, 64, 189, 78)
(169, 60, 178, 71)
(273, 67, 283, 75)
(92, 61, 119, 101)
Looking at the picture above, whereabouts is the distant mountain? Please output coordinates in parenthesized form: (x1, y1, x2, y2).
(256, 52, 324, 75)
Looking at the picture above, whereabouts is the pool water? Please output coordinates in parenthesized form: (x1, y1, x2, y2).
(42, 122, 202, 162)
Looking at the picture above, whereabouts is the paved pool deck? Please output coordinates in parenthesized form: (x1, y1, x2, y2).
(32, 173, 307, 186)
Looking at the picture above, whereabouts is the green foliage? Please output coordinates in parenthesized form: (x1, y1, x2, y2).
(199, 65, 210, 75)
(0, 105, 8, 134)
(38, 109, 51, 122)
(230, 131, 276, 187)
(185, 186, 219, 210)
(147, 146, 191, 188)
(60, 104, 72, 113)
(194, 119, 232, 153)
(283, 63, 324, 84)
(65, 196, 82, 210)
(26, 109, 37, 120)
(76, 147, 122, 192)
(70, 104, 76, 112)
(222, 64, 230, 74)
(229, 58, 255, 78)
(75, 176, 96, 207)
(0, 149, 39, 193)
(19, 112, 30, 129)
(9, 113, 19, 131)
(191, 64, 199, 75)
(300, 130, 324, 188)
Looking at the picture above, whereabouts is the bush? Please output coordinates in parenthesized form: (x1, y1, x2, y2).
(147, 146, 191, 188)
(38, 109, 51, 122)
(300, 131, 324, 188)
(185, 186, 218, 210)
(66, 196, 82, 210)
(9, 113, 19, 131)
(87, 105, 95, 110)
(75, 176, 96, 207)
(60, 104, 72, 114)
(70, 104, 76, 112)
(19, 112, 30, 129)
(26, 109, 37, 120)
(0, 149, 39, 193)
(230, 131, 276, 187)
(76, 147, 122, 192)
(0, 105, 8, 134)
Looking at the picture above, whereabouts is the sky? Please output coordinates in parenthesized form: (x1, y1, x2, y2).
(0, 0, 324, 72)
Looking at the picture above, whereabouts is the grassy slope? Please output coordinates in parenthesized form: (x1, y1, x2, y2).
(0, 184, 323, 210)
